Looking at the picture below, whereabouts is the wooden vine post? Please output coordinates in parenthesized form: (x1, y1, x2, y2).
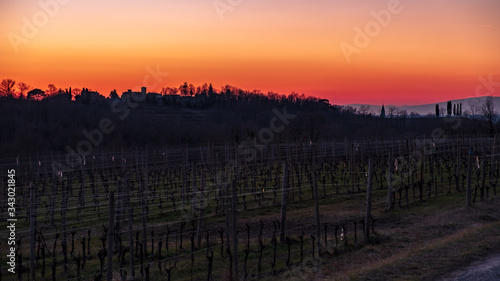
(466, 147, 472, 207)
(124, 160, 135, 278)
(280, 162, 289, 243)
(386, 152, 394, 210)
(30, 182, 36, 281)
(365, 159, 373, 243)
(107, 191, 115, 281)
(313, 163, 321, 257)
(231, 179, 239, 280)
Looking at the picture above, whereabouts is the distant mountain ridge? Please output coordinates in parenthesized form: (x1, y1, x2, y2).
(347, 96, 500, 116)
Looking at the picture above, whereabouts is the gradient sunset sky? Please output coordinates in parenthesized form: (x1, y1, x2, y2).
(1, 0, 499, 105)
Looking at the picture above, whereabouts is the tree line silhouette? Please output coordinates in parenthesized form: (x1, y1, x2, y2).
(0, 78, 496, 157)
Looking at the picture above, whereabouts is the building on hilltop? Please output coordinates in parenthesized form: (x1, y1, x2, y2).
(121, 87, 163, 104)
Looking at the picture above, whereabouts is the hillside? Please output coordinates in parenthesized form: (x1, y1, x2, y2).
(348, 96, 500, 116)
(0, 94, 494, 157)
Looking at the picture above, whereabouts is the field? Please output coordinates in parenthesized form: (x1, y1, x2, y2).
(0, 136, 499, 281)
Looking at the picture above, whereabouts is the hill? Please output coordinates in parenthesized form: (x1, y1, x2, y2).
(348, 96, 500, 116)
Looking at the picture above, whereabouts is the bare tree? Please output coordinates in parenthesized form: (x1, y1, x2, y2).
(47, 84, 57, 96)
(468, 99, 481, 117)
(398, 109, 408, 119)
(17, 82, 30, 99)
(0, 79, 16, 97)
(481, 96, 496, 136)
(188, 83, 195, 97)
(409, 112, 420, 118)
(27, 88, 45, 100)
(387, 106, 397, 118)
(179, 82, 189, 96)
(72, 88, 81, 97)
(359, 104, 371, 115)
(439, 107, 446, 117)
(161, 87, 179, 96)
(341, 105, 357, 114)
(110, 89, 119, 99)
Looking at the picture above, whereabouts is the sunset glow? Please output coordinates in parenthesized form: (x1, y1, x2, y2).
(1, 0, 499, 105)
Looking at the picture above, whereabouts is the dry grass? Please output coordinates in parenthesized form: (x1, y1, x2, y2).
(267, 195, 500, 281)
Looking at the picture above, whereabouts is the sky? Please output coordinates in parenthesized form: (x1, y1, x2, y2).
(1, 0, 499, 105)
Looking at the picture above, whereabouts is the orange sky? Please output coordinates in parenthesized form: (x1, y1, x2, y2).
(1, 0, 499, 105)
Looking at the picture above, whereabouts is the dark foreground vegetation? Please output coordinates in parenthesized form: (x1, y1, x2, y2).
(0, 84, 496, 157)
(1, 80, 499, 280)
(0, 136, 498, 280)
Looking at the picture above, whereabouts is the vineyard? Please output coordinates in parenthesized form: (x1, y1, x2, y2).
(1, 136, 499, 281)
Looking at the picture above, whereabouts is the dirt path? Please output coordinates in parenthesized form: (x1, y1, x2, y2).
(441, 255, 500, 281)
(307, 196, 500, 281)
